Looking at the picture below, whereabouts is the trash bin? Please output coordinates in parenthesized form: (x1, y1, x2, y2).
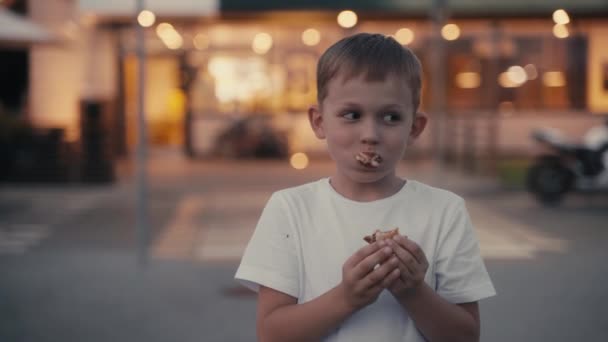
(80, 100, 115, 183)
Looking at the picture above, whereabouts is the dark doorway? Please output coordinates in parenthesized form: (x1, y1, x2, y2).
(0, 0, 29, 113)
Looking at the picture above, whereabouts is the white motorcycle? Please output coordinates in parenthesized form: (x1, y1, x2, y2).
(526, 120, 608, 205)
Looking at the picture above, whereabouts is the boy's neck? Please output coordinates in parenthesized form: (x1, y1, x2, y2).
(329, 174, 406, 202)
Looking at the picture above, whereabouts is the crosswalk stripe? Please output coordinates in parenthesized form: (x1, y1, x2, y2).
(468, 202, 568, 260)
(197, 222, 255, 262)
(0, 224, 50, 255)
(153, 189, 569, 263)
(152, 195, 206, 259)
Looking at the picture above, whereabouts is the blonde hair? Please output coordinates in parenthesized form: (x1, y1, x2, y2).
(316, 33, 422, 113)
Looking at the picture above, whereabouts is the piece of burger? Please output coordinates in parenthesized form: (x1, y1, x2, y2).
(363, 227, 400, 244)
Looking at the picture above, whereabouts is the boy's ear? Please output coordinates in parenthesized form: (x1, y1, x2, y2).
(308, 104, 326, 139)
(407, 112, 427, 145)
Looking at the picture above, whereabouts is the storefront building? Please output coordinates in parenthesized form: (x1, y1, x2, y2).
(26, 0, 608, 160)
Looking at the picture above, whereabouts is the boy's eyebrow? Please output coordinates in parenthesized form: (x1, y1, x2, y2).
(379, 104, 405, 110)
(339, 102, 404, 110)
(339, 101, 363, 108)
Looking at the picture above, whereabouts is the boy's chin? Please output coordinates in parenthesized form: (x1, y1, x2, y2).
(346, 167, 393, 183)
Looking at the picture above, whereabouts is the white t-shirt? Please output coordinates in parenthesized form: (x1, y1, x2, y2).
(235, 178, 496, 342)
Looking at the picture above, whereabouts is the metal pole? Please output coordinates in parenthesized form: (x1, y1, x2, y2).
(135, 0, 149, 268)
(487, 21, 501, 175)
(430, 0, 448, 184)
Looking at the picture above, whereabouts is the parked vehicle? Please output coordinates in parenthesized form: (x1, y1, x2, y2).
(526, 120, 608, 205)
(213, 115, 289, 159)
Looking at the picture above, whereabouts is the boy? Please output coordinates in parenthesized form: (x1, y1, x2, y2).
(235, 33, 496, 342)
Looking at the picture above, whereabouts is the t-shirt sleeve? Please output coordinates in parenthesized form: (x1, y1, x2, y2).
(234, 192, 300, 298)
(434, 199, 496, 304)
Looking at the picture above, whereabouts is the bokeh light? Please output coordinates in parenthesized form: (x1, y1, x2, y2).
(290, 153, 309, 170)
(156, 23, 183, 50)
(337, 10, 358, 29)
(543, 71, 566, 87)
(524, 64, 538, 80)
(507, 66, 527, 85)
(553, 24, 569, 39)
(193, 33, 210, 50)
(441, 23, 460, 41)
(137, 10, 156, 28)
(394, 28, 414, 45)
(553, 9, 570, 25)
(302, 28, 321, 46)
(455, 72, 481, 89)
(252, 32, 273, 54)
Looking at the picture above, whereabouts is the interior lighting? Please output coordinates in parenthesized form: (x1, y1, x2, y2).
(455, 72, 481, 89)
(543, 71, 566, 87)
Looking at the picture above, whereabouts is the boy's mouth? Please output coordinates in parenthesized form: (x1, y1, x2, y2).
(355, 152, 383, 168)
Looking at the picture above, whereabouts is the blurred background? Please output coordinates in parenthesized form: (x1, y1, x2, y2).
(1, 0, 607, 341)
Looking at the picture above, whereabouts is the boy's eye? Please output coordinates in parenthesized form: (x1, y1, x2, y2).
(383, 113, 402, 123)
(342, 112, 360, 120)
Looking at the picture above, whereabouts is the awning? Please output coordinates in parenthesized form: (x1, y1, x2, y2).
(0, 7, 56, 47)
(78, 0, 219, 18)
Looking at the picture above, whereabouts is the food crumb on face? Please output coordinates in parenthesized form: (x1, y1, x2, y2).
(355, 152, 382, 168)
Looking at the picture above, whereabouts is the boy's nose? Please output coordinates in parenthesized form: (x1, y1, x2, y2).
(360, 121, 380, 145)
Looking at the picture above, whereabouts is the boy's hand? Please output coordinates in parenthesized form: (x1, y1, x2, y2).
(386, 235, 429, 299)
(340, 240, 401, 311)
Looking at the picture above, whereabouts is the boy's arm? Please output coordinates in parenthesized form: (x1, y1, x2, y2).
(257, 285, 352, 342)
(387, 236, 480, 342)
(396, 284, 480, 342)
(257, 241, 399, 342)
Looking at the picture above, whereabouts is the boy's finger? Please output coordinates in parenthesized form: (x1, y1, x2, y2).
(393, 235, 427, 265)
(344, 241, 383, 269)
(365, 260, 399, 291)
(365, 284, 384, 299)
(353, 245, 393, 280)
(387, 239, 417, 270)
(381, 268, 401, 288)
(364, 255, 399, 287)
(398, 260, 415, 282)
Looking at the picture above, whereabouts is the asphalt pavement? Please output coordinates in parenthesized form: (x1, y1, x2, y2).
(1, 150, 607, 342)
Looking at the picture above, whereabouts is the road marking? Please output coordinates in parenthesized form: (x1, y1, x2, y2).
(155, 189, 567, 263)
(468, 202, 568, 260)
(0, 224, 51, 255)
(152, 195, 206, 259)
(193, 190, 269, 263)
(152, 191, 268, 262)
(193, 199, 570, 262)
(196, 220, 256, 262)
(0, 189, 112, 256)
